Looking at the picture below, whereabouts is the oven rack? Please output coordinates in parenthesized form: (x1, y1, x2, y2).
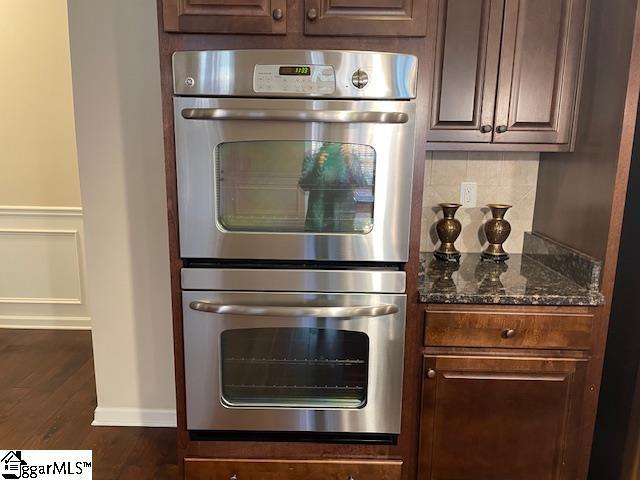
(224, 357, 366, 366)
(224, 384, 365, 391)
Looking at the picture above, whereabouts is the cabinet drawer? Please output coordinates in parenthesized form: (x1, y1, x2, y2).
(185, 458, 402, 480)
(424, 309, 593, 350)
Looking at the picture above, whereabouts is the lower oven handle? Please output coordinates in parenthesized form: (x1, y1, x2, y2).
(189, 301, 399, 318)
(181, 108, 409, 124)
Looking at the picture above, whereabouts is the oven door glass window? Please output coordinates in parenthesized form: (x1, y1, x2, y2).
(220, 328, 369, 408)
(216, 141, 376, 234)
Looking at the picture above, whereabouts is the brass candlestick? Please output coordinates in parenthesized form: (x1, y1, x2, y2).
(434, 203, 462, 262)
(481, 204, 512, 262)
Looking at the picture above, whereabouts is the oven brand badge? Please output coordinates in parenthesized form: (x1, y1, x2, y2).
(1, 451, 92, 479)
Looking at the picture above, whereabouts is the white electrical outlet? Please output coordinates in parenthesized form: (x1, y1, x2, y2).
(460, 182, 477, 207)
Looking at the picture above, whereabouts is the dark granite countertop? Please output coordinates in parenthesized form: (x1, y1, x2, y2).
(418, 233, 605, 306)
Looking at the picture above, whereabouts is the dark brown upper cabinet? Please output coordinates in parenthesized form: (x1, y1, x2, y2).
(493, 0, 587, 145)
(303, 0, 428, 37)
(419, 355, 588, 480)
(427, 0, 588, 151)
(427, 0, 504, 143)
(162, 0, 287, 34)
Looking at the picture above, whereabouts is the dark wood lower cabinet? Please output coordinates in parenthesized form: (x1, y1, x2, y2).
(425, 308, 594, 350)
(419, 355, 588, 480)
(185, 458, 403, 480)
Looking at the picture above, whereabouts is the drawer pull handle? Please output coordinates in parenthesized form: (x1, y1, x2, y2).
(501, 329, 517, 339)
(427, 369, 436, 379)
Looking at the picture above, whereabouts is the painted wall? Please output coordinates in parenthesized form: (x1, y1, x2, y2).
(421, 152, 540, 254)
(67, 0, 176, 425)
(0, 1, 81, 207)
(0, 1, 88, 329)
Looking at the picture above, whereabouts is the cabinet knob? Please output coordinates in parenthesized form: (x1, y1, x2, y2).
(348, 476, 355, 480)
(501, 329, 517, 339)
(495, 125, 508, 134)
(307, 8, 318, 20)
(480, 124, 493, 133)
(272, 8, 283, 20)
(230, 475, 238, 480)
(427, 368, 436, 379)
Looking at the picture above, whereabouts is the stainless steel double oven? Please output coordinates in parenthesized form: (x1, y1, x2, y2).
(174, 50, 417, 438)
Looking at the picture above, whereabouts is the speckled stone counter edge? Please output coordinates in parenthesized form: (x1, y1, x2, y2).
(420, 291, 605, 306)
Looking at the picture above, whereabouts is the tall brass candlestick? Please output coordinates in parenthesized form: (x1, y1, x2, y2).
(481, 204, 512, 262)
(434, 203, 462, 262)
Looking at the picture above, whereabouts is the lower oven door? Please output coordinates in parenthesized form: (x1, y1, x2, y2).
(183, 290, 406, 434)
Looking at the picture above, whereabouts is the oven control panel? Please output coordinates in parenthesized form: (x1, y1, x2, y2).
(253, 64, 336, 94)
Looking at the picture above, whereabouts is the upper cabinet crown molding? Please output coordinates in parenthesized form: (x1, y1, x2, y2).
(303, 0, 428, 37)
(162, 0, 287, 34)
(427, 0, 589, 151)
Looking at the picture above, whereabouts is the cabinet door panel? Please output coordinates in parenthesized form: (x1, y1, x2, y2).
(162, 0, 286, 34)
(303, 0, 428, 36)
(427, 0, 504, 143)
(419, 356, 587, 480)
(493, 0, 587, 144)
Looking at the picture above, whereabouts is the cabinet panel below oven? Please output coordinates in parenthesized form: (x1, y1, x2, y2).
(185, 458, 403, 480)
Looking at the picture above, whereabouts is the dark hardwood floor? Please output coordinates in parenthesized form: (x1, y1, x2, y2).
(0, 329, 178, 479)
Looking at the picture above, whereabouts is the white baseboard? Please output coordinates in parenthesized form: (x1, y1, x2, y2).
(92, 407, 177, 427)
(0, 315, 91, 330)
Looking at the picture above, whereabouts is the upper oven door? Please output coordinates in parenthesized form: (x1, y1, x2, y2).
(174, 96, 416, 262)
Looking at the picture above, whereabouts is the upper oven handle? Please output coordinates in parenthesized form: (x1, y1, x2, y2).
(181, 108, 409, 124)
(189, 301, 399, 318)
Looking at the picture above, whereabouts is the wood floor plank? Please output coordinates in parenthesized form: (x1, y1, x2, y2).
(0, 329, 177, 479)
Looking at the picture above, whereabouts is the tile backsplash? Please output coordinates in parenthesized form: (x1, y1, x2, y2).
(421, 151, 540, 253)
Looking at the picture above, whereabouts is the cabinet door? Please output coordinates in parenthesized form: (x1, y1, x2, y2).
(185, 458, 402, 480)
(427, 0, 504, 143)
(162, 0, 287, 34)
(303, 0, 428, 37)
(493, 0, 587, 144)
(419, 355, 588, 480)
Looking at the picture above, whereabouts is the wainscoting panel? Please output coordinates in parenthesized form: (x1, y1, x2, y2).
(0, 207, 91, 329)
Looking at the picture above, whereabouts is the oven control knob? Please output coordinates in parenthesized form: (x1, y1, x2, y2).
(351, 69, 369, 89)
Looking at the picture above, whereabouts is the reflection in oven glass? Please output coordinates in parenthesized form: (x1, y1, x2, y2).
(216, 141, 376, 234)
(220, 328, 369, 408)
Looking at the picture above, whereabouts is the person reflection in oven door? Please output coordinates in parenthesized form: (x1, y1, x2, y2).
(298, 143, 370, 232)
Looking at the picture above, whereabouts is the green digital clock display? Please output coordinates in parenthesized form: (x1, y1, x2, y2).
(279, 66, 311, 76)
